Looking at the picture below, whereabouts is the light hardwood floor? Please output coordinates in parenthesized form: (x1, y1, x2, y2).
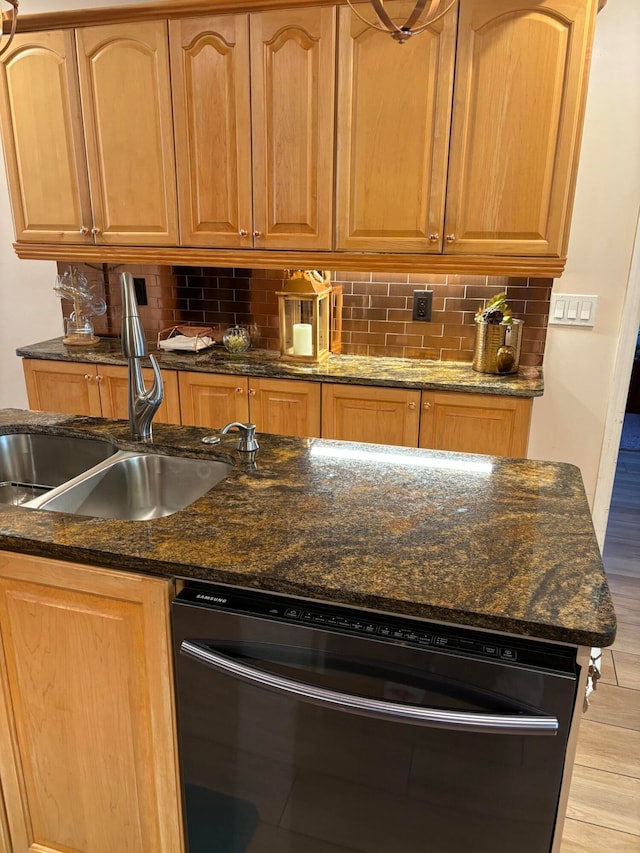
(561, 450, 640, 851)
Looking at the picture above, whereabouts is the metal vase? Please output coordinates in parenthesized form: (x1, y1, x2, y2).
(472, 319, 523, 374)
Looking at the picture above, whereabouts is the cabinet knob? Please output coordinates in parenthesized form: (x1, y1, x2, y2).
(445, 234, 456, 242)
(95, 374, 103, 382)
(423, 401, 432, 410)
(84, 374, 92, 381)
(408, 401, 416, 410)
(235, 387, 244, 394)
(428, 233, 439, 242)
(239, 229, 248, 237)
(248, 388, 256, 396)
(79, 226, 90, 235)
(252, 231, 262, 238)
(91, 226, 102, 236)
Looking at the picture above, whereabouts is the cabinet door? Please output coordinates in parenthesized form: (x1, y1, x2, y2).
(170, 15, 253, 248)
(97, 364, 182, 424)
(249, 377, 321, 438)
(250, 7, 336, 250)
(0, 794, 10, 853)
(0, 551, 183, 853)
(419, 390, 532, 457)
(22, 360, 102, 416)
(322, 384, 420, 446)
(75, 22, 178, 245)
(0, 31, 93, 243)
(179, 371, 249, 428)
(444, 0, 597, 256)
(335, 3, 457, 253)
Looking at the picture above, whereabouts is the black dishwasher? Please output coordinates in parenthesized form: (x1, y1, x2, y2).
(172, 582, 579, 853)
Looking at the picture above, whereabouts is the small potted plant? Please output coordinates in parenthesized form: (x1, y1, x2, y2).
(473, 293, 523, 374)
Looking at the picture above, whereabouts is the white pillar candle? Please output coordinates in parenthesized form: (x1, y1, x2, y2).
(292, 323, 313, 356)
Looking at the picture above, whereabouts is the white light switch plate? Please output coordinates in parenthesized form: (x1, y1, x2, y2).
(549, 293, 598, 328)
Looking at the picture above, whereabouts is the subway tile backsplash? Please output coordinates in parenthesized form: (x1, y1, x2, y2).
(57, 263, 550, 367)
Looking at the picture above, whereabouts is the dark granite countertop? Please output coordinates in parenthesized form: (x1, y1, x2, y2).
(0, 409, 614, 647)
(17, 338, 544, 397)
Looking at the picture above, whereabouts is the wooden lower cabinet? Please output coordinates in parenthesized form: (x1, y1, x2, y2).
(23, 359, 181, 423)
(179, 371, 250, 428)
(97, 364, 181, 424)
(23, 359, 102, 416)
(322, 383, 421, 447)
(322, 383, 531, 456)
(249, 377, 321, 438)
(22, 359, 532, 455)
(419, 390, 532, 457)
(179, 372, 321, 438)
(0, 550, 184, 853)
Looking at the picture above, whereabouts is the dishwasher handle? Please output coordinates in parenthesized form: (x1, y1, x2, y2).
(180, 640, 559, 736)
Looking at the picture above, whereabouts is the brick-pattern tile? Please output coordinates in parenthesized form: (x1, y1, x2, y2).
(56, 263, 550, 365)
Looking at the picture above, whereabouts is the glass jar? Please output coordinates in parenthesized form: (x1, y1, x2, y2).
(222, 325, 251, 354)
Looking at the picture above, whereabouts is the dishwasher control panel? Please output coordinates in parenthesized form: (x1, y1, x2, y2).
(282, 607, 519, 662)
(177, 582, 577, 675)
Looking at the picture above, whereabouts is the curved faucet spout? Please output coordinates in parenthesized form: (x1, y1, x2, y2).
(127, 355, 164, 442)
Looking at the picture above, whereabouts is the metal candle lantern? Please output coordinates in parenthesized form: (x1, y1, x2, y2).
(277, 271, 332, 363)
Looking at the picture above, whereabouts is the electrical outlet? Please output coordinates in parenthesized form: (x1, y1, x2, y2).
(412, 290, 433, 322)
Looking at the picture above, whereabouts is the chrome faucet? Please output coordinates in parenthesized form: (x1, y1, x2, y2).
(121, 271, 163, 442)
(220, 422, 259, 454)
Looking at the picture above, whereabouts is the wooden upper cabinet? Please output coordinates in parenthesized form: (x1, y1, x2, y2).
(0, 1, 599, 272)
(0, 31, 93, 243)
(75, 22, 178, 245)
(444, 0, 597, 256)
(250, 7, 336, 250)
(170, 15, 253, 248)
(335, 2, 457, 253)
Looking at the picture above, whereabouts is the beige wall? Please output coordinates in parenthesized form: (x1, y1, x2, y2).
(1, 0, 639, 540)
(528, 0, 640, 543)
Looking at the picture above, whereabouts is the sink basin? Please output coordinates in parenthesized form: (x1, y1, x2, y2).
(0, 433, 117, 506)
(36, 452, 232, 521)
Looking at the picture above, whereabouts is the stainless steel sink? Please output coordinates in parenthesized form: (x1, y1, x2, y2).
(0, 433, 117, 506)
(33, 452, 232, 521)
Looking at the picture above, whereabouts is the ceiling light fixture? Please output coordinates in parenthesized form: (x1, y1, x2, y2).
(0, 0, 18, 58)
(346, 0, 456, 44)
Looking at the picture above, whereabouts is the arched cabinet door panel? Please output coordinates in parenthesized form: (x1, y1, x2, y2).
(170, 15, 253, 248)
(250, 7, 336, 251)
(75, 21, 178, 245)
(444, 0, 597, 256)
(335, 1, 458, 253)
(0, 30, 93, 243)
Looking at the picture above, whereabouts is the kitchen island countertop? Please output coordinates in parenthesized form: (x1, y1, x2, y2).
(0, 409, 614, 647)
